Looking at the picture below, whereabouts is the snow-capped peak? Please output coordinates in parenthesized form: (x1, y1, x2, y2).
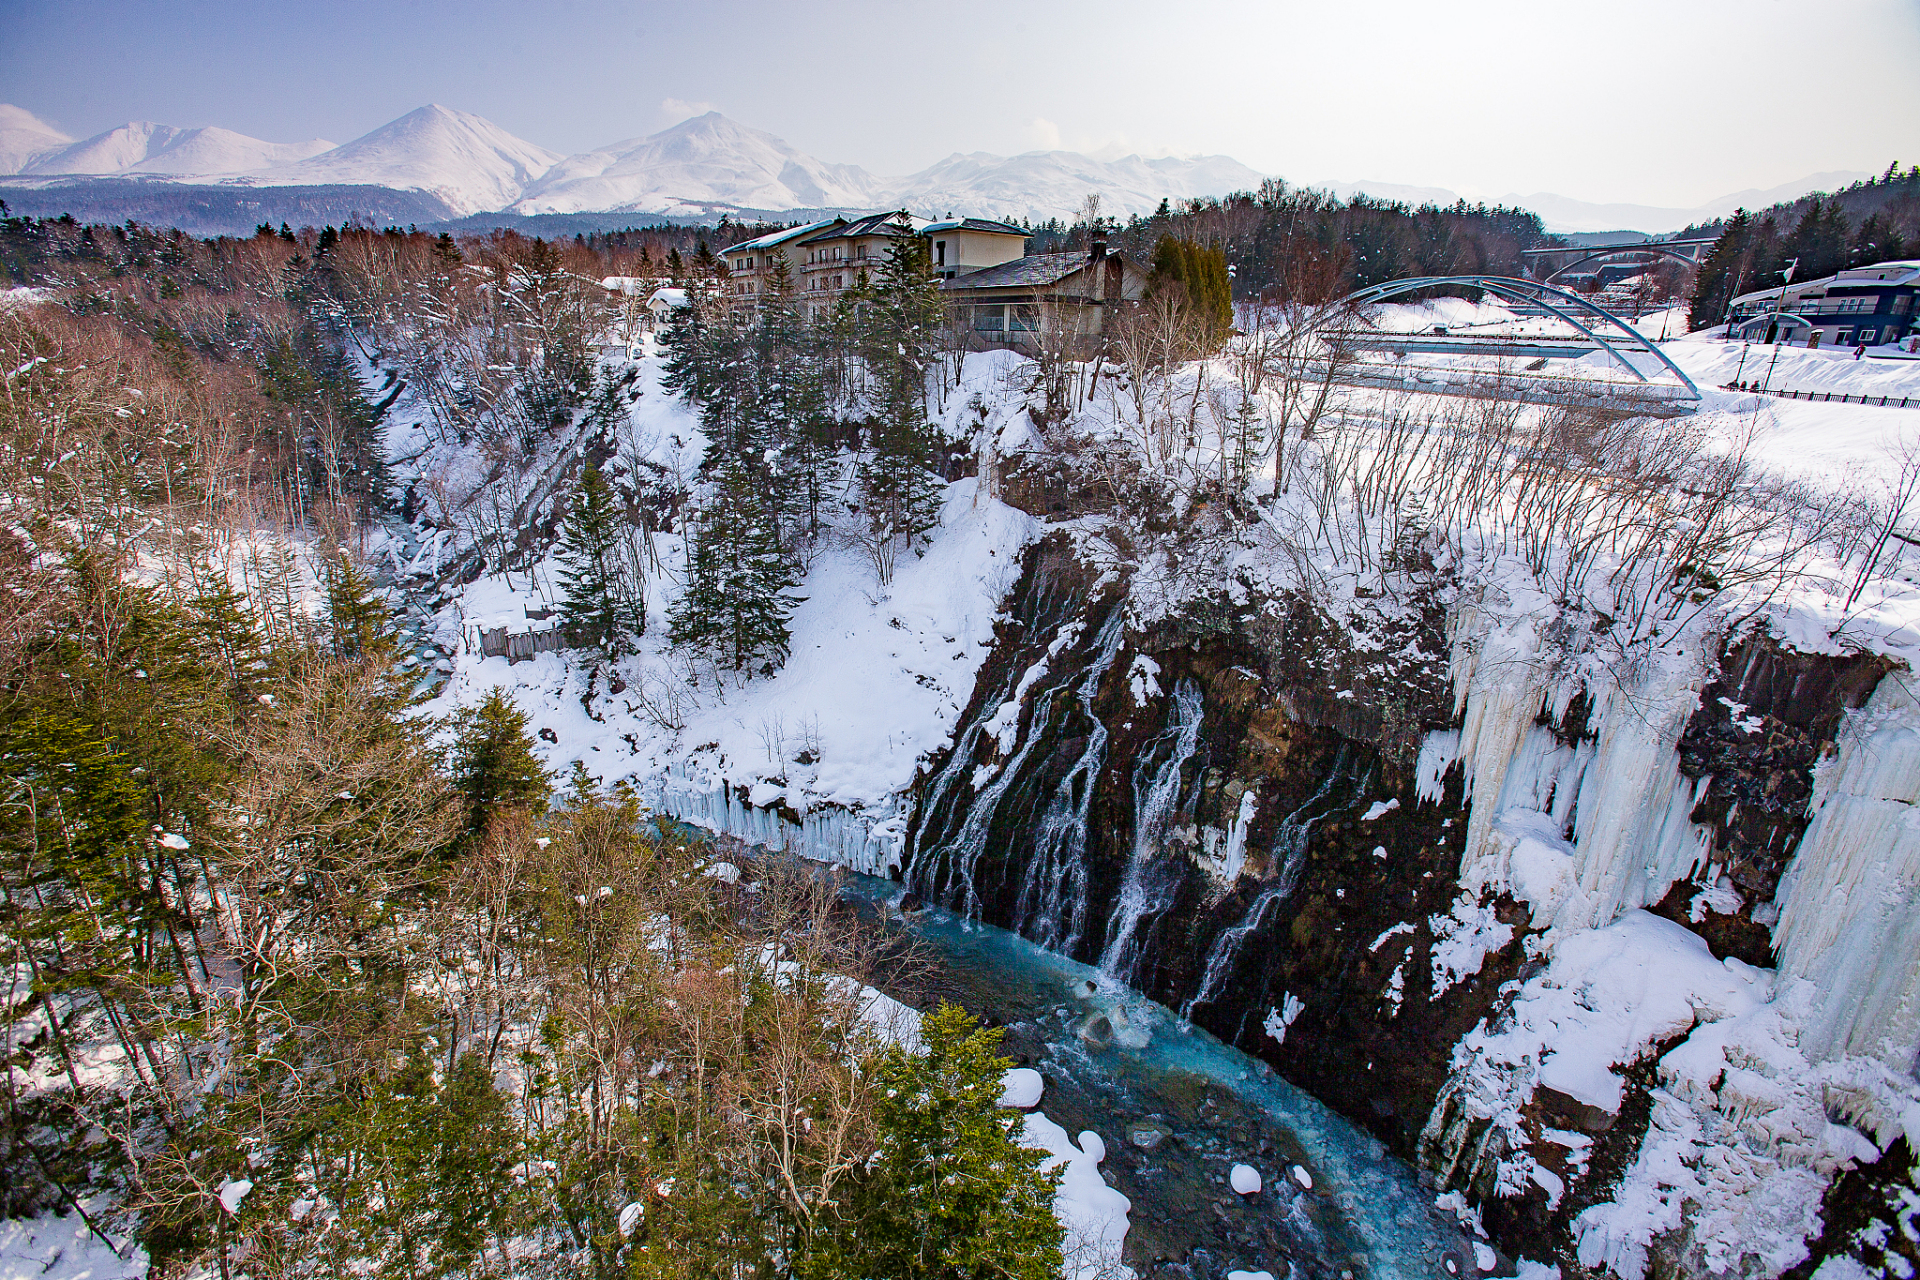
(512, 111, 888, 217)
(0, 103, 74, 175)
(246, 104, 563, 217)
(21, 120, 335, 178)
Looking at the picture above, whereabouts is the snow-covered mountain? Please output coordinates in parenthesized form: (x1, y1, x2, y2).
(512, 112, 889, 216)
(513, 113, 1266, 223)
(6, 99, 1857, 236)
(892, 149, 1266, 222)
(23, 121, 334, 177)
(0, 104, 72, 175)
(241, 105, 561, 217)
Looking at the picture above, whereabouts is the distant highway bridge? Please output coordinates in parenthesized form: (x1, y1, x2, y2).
(1521, 236, 1718, 285)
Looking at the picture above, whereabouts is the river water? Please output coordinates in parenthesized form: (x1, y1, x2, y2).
(827, 869, 1481, 1280)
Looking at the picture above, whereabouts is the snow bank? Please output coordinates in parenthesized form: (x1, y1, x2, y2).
(999, 1066, 1044, 1109)
(0, 1210, 145, 1280)
(1022, 1114, 1133, 1280)
(1456, 910, 1768, 1118)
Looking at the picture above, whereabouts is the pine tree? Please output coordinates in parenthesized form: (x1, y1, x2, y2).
(669, 447, 798, 672)
(557, 462, 642, 658)
(856, 218, 947, 585)
(1689, 210, 1773, 331)
(813, 1002, 1063, 1280)
(449, 688, 551, 834)
(323, 554, 398, 665)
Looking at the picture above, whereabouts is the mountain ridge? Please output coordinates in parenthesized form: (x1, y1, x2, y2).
(0, 101, 1869, 235)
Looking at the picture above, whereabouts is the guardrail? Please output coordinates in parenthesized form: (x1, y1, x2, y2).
(1725, 385, 1918, 409)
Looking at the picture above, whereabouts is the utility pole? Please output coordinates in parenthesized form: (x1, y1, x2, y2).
(1760, 258, 1801, 393)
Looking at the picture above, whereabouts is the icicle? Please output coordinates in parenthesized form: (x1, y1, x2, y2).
(1773, 676, 1920, 1067)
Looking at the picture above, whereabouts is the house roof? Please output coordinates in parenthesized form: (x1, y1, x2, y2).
(798, 211, 926, 244)
(941, 251, 1124, 292)
(721, 219, 845, 256)
(1734, 259, 1920, 306)
(920, 217, 1027, 238)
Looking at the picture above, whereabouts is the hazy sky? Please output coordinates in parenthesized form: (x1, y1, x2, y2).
(3, 0, 1916, 208)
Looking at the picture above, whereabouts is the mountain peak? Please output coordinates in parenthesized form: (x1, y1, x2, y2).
(254, 104, 563, 216)
(0, 103, 69, 141)
(0, 103, 75, 174)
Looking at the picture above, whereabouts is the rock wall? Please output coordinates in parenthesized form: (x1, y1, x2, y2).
(900, 529, 1913, 1277)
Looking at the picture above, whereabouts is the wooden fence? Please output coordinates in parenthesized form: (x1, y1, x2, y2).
(475, 623, 580, 664)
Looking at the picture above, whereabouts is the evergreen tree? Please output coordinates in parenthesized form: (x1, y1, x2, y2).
(449, 688, 551, 834)
(557, 462, 642, 658)
(323, 554, 398, 665)
(1148, 234, 1234, 346)
(669, 446, 798, 672)
(813, 1002, 1063, 1280)
(1779, 198, 1851, 281)
(855, 218, 946, 585)
(1688, 210, 1765, 331)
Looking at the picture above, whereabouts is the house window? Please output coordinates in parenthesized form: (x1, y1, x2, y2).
(1858, 328, 1877, 345)
(974, 306, 1004, 332)
(1011, 304, 1038, 331)
(1895, 294, 1914, 314)
(1837, 297, 1869, 313)
(936, 240, 946, 266)
(1837, 329, 1853, 345)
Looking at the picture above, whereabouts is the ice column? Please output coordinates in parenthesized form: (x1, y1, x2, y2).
(1773, 675, 1920, 1067)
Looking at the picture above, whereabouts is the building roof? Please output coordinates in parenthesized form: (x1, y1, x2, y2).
(941, 251, 1115, 292)
(647, 287, 689, 309)
(1734, 259, 1920, 307)
(920, 217, 1027, 238)
(798, 211, 927, 244)
(721, 219, 845, 257)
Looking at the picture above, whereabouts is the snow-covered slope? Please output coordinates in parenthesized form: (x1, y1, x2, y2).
(252, 104, 561, 216)
(511, 112, 888, 216)
(21, 121, 334, 176)
(0, 104, 72, 174)
(892, 149, 1267, 221)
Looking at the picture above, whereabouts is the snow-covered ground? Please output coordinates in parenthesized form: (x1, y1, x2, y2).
(0, 1209, 144, 1280)
(411, 347, 1042, 872)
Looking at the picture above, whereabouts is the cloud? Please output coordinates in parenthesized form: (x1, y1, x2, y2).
(660, 98, 718, 124)
(1024, 117, 1062, 151)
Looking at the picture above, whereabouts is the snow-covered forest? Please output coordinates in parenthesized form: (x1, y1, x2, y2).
(5, 204, 1920, 1280)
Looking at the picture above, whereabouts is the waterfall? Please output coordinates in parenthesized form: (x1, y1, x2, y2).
(1095, 676, 1206, 983)
(1181, 747, 1354, 1030)
(1008, 612, 1129, 954)
(911, 610, 1125, 935)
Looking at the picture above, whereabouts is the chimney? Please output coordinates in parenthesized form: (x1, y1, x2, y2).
(1089, 235, 1107, 263)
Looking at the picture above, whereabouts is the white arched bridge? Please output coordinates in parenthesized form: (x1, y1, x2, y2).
(1311, 275, 1702, 415)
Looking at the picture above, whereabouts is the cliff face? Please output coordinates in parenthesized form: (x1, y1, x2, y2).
(900, 521, 1909, 1277)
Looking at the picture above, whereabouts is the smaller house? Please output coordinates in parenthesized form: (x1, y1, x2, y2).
(942, 239, 1148, 349)
(646, 286, 690, 329)
(1729, 260, 1919, 348)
